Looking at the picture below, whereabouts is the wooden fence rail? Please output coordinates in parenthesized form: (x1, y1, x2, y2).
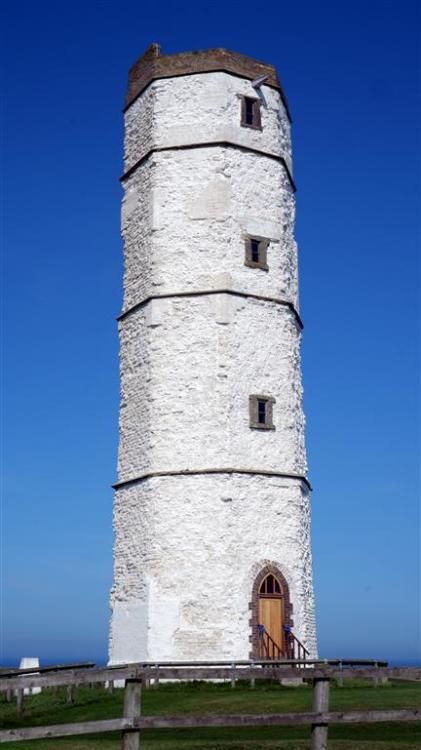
(0, 662, 420, 750)
(0, 666, 418, 692)
(1, 708, 420, 742)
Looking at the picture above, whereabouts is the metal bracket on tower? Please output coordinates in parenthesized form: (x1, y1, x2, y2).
(251, 74, 269, 107)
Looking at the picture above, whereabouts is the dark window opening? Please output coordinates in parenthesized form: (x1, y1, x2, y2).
(251, 239, 260, 263)
(260, 574, 282, 595)
(245, 97, 254, 125)
(241, 96, 262, 130)
(258, 400, 267, 424)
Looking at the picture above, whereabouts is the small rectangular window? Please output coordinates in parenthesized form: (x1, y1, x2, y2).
(249, 394, 276, 430)
(241, 96, 262, 130)
(245, 236, 269, 270)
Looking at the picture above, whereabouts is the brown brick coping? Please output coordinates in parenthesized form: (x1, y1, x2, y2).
(126, 44, 291, 121)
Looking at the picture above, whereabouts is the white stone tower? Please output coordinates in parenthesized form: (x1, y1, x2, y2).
(109, 45, 317, 663)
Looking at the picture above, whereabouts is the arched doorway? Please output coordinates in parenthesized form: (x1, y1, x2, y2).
(258, 573, 284, 657)
(249, 565, 294, 659)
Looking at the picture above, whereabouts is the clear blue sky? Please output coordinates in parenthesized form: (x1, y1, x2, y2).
(2, 0, 419, 665)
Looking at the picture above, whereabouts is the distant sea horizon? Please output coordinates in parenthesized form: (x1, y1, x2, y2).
(2, 656, 420, 668)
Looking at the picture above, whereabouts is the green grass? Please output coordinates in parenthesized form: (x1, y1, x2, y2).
(0, 680, 420, 749)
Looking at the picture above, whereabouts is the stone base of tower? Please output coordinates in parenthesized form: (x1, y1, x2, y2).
(109, 473, 317, 664)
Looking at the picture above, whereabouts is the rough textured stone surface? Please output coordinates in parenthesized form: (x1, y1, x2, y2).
(116, 298, 305, 479)
(121, 148, 297, 312)
(110, 474, 317, 661)
(124, 72, 292, 171)
(121, 72, 295, 314)
(109, 61, 317, 664)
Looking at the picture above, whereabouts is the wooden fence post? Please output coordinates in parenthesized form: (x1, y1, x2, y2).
(153, 665, 159, 690)
(122, 678, 142, 750)
(310, 677, 330, 750)
(66, 685, 74, 705)
(337, 661, 344, 688)
(231, 663, 236, 689)
(250, 662, 255, 689)
(16, 689, 24, 716)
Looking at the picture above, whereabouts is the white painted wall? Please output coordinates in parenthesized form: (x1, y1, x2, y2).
(116, 297, 305, 479)
(123, 72, 292, 172)
(121, 147, 298, 312)
(109, 65, 317, 664)
(110, 474, 317, 662)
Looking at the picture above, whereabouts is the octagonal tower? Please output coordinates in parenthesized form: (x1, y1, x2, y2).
(109, 45, 317, 663)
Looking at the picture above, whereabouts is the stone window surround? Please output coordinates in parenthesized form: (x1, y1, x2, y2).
(249, 563, 294, 658)
(240, 95, 262, 131)
(244, 235, 270, 270)
(249, 394, 276, 430)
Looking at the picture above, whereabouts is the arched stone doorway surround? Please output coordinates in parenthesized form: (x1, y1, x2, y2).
(249, 562, 294, 659)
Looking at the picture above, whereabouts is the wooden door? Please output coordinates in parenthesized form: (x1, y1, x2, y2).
(259, 597, 284, 651)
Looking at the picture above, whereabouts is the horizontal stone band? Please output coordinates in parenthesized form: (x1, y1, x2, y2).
(113, 468, 312, 492)
(117, 289, 304, 329)
(120, 141, 296, 192)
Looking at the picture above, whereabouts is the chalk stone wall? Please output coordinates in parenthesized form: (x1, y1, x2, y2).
(123, 72, 292, 169)
(109, 58, 317, 663)
(116, 298, 306, 479)
(121, 147, 298, 311)
(110, 474, 316, 662)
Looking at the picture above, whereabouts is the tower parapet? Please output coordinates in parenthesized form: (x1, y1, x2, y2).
(125, 44, 289, 113)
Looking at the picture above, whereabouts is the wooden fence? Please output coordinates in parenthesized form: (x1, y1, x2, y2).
(0, 660, 420, 750)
